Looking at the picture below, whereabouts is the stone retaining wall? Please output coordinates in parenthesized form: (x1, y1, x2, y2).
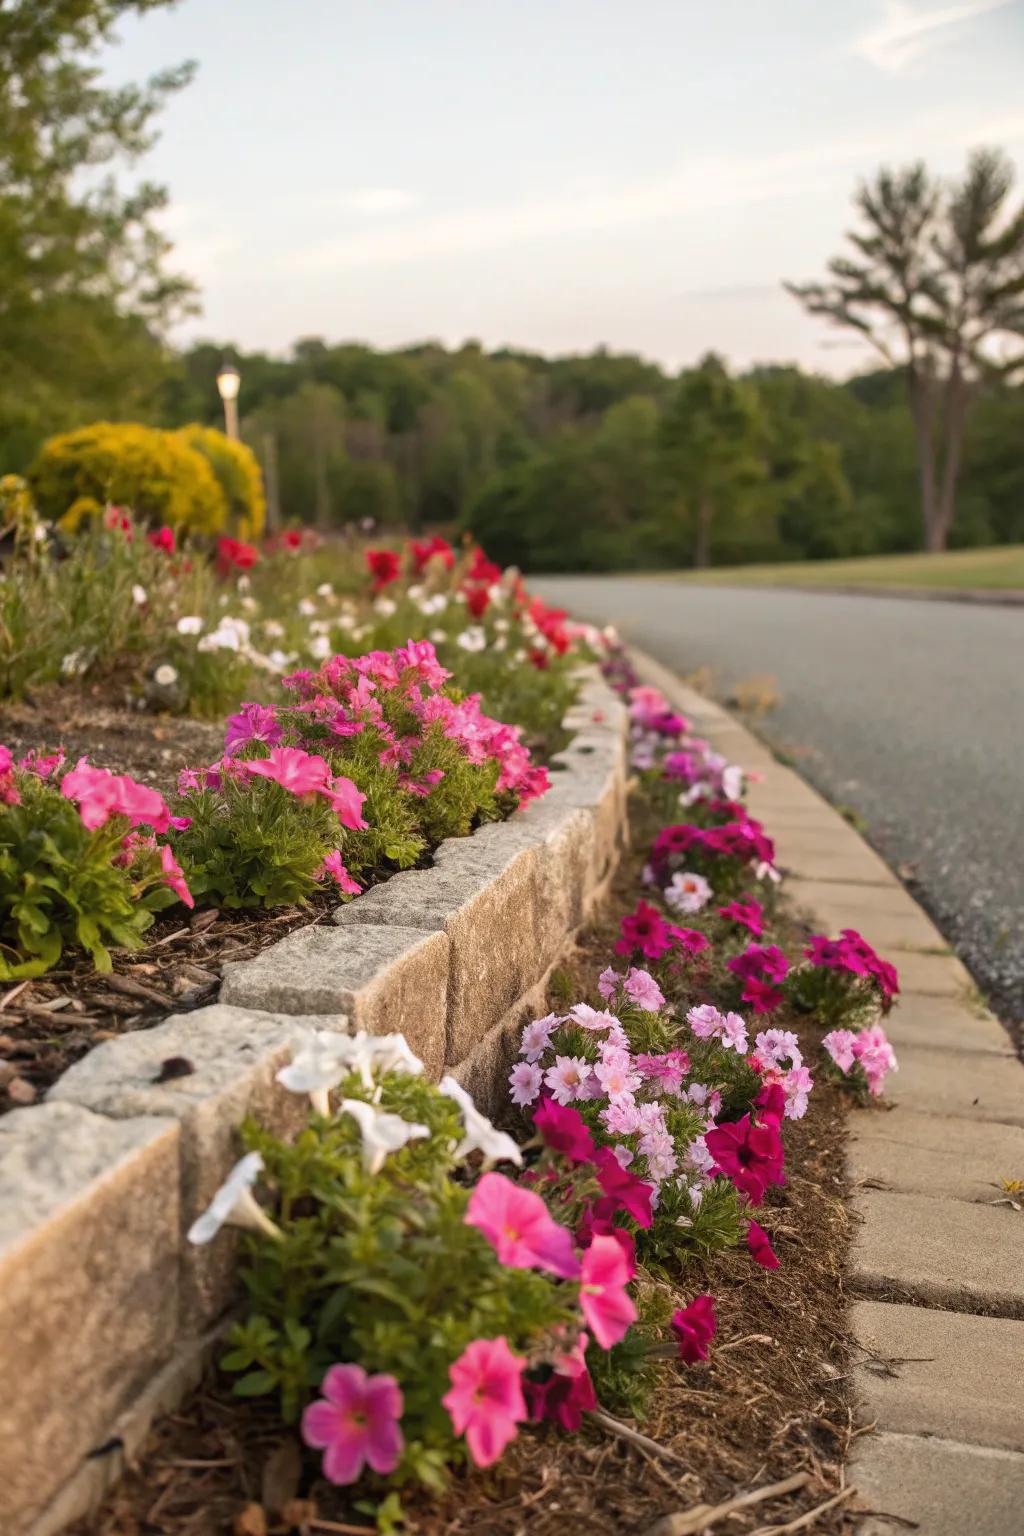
(0, 669, 627, 1536)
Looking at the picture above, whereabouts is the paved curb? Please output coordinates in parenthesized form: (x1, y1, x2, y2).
(0, 668, 629, 1536)
(664, 580, 1024, 608)
(630, 647, 1024, 1536)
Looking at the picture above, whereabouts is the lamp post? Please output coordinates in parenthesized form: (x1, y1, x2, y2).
(216, 362, 241, 440)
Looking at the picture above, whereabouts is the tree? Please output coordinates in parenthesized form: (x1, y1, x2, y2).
(788, 150, 1024, 550)
(659, 357, 767, 567)
(0, 1, 196, 463)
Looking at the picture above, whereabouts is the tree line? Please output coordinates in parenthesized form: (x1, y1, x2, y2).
(2, 1, 1022, 571)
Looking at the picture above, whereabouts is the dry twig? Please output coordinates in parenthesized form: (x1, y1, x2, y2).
(644, 1470, 811, 1535)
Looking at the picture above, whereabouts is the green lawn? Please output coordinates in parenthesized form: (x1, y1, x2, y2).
(669, 545, 1024, 592)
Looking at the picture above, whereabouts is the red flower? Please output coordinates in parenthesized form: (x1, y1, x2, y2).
(533, 1098, 595, 1164)
(365, 547, 401, 590)
(281, 528, 303, 550)
(705, 1114, 785, 1205)
(147, 525, 175, 554)
(468, 547, 502, 585)
(464, 583, 491, 618)
(217, 536, 259, 572)
(747, 1219, 780, 1269)
(670, 1295, 717, 1364)
(409, 534, 454, 573)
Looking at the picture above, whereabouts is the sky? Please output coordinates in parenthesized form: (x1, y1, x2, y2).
(104, 0, 1024, 377)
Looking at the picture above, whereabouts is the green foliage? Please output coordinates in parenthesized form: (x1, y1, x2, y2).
(0, 772, 177, 977)
(223, 1075, 574, 1486)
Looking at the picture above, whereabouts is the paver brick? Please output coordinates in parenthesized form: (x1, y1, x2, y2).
(788, 879, 943, 950)
(885, 1042, 1024, 1126)
(850, 1189, 1024, 1317)
(848, 1106, 1024, 1202)
(850, 1431, 1024, 1536)
(882, 992, 1012, 1055)
(851, 1300, 1024, 1451)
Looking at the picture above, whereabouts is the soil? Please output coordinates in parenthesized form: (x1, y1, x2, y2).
(72, 799, 860, 1536)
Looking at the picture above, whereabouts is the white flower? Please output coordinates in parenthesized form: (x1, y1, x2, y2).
(421, 593, 448, 615)
(755, 861, 782, 885)
(237, 575, 251, 593)
(439, 1076, 523, 1167)
(266, 649, 294, 671)
(317, 582, 334, 597)
(298, 597, 316, 616)
(154, 663, 178, 687)
(494, 637, 507, 652)
(240, 596, 258, 614)
(263, 619, 285, 638)
(187, 1152, 281, 1244)
(176, 615, 204, 636)
(309, 634, 332, 660)
(374, 596, 397, 617)
(407, 584, 425, 601)
(493, 617, 510, 633)
(722, 764, 744, 801)
(372, 1034, 425, 1077)
(277, 1030, 353, 1115)
(664, 871, 712, 915)
(61, 650, 86, 677)
(457, 626, 487, 653)
(341, 1099, 430, 1174)
(429, 627, 447, 644)
(308, 619, 331, 635)
(131, 583, 148, 606)
(198, 616, 251, 653)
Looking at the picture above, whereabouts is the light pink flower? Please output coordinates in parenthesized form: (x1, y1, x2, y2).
(755, 1028, 803, 1069)
(822, 1029, 858, 1074)
(783, 1064, 814, 1119)
(687, 1003, 724, 1039)
(508, 1061, 543, 1106)
(597, 965, 621, 1000)
(580, 1233, 637, 1349)
(301, 1363, 404, 1483)
(544, 1055, 592, 1105)
(719, 1011, 749, 1053)
(442, 1336, 526, 1468)
(854, 1025, 898, 1096)
(594, 1049, 641, 1103)
(623, 967, 665, 1012)
(520, 1013, 559, 1062)
(465, 1171, 580, 1278)
(569, 1003, 621, 1033)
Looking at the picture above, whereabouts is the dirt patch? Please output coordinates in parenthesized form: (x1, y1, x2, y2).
(72, 799, 859, 1536)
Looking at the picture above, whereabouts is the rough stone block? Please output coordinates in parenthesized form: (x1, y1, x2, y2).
(848, 1106, 1024, 1203)
(882, 993, 1012, 1055)
(787, 878, 943, 951)
(884, 1043, 1024, 1126)
(0, 1103, 179, 1532)
(850, 1431, 1024, 1536)
(221, 924, 450, 1077)
(850, 1189, 1024, 1317)
(851, 1301, 1024, 1451)
(49, 1006, 319, 1323)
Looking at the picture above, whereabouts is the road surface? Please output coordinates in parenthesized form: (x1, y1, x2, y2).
(532, 576, 1024, 1027)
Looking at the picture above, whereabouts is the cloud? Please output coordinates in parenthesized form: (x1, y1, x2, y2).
(324, 187, 421, 215)
(853, 0, 1016, 73)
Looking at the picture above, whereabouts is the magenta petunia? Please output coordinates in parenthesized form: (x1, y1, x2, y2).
(671, 1294, 717, 1363)
(705, 1113, 785, 1205)
(533, 1097, 596, 1163)
(301, 1363, 404, 1484)
(747, 1218, 780, 1269)
(442, 1336, 527, 1467)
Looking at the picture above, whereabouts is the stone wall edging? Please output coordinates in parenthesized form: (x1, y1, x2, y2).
(0, 666, 629, 1536)
(629, 645, 1024, 1536)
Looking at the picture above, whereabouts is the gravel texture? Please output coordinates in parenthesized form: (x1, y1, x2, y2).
(533, 576, 1024, 1030)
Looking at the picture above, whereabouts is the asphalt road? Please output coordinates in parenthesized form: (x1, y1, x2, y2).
(532, 576, 1024, 1026)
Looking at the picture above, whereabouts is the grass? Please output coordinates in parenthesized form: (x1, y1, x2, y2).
(668, 545, 1024, 592)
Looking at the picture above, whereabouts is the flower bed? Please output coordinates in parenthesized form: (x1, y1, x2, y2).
(18, 650, 905, 1536)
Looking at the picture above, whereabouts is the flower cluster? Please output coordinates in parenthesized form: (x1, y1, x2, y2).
(790, 929, 900, 1026)
(822, 1024, 899, 1099)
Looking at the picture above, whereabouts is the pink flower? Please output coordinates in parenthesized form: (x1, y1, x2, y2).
(324, 773, 368, 830)
(636, 1050, 690, 1095)
(301, 1363, 404, 1483)
(719, 1011, 749, 1053)
(615, 900, 676, 960)
(244, 746, 332, 797)
(318, 851, 361, 896)
(623, 967, 665, 1012)
(61, 759, 171, 833)
(854, 1025, 899, 1096)
(224, 702, 282, 754)
(597, 965, 621, 1000)
(718, 897, 765, 937)
(520, 1014, 559, 1062)
(594, 1049, 641, 1103)
(508, 1061, 543, 1107)
(580, 1234, 637, 1349)
(569, 1003, 622, 1033)
(159, 845, 194, 908)
(592, 1146, 654, 1228)
(544, 1054, 592, 1105)
(670, 1295, 717, 1363)
(442, 1336, 527, 1468)
(821, 1028, 858, 1074)
(687, 1003, 724, 1039)
(465, 1171, 580, 1279)
(705, 1113, 785, 1205)
(747, 1219, 780, 1269)
(782, 1064, 814, 1119)
(533, 1097, 595, 1163)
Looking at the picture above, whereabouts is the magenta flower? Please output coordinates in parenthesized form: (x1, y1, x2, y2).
(442, 1336, 527, 1467)
(525, 1341, 598, 1433)
(159, 845, 194, 908)
(615, 900, 675, 960)
(670, 925, 711, 956)
(325, 773, 369, 830)
(747, 1219, 780, 1270)
(718, 897, 765, 937)
(318, 850, 361, 896)
(671, 1294, 717, 1363)
(465, 1171, 580, 1278)
(224, 702, 283, 754)
(754, 1081, 787, 1126)
(533, 1097, 596, 1163)
(580, 1233, 637, 1348)
(301, 1363, 404, 1483)
(592, 1145, 654, 1228)
(244, 746, 332, 797)
(705, 1113, 785, 1205)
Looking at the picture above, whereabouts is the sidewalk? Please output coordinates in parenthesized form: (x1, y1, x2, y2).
(632, 649, 1024, 1536)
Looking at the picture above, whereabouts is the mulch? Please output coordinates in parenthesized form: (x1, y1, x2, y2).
(71, 795, 861, 1536)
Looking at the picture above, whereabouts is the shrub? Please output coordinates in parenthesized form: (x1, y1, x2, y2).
(176, 424, 266, 539)
(30, 421, 227, 533)
(0, 749, 190, 978)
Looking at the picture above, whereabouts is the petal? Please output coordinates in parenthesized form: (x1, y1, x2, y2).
(365, 1419, 405, 1475)
(301, 1400, 342, 1451)
(322, 1362, 367, 1410)
(321, 1434, 367, 1486)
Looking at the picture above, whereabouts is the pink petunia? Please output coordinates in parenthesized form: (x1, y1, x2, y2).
(324, 773, 369, 830)
(821, 1028, 858, 1074)
(671, 1294, 717, 1363)
(579, 1233, 637, 1349)
(747, 1219, 780, 1270)
(544, 1054, 592, 1105)
(159, 845, 194, 908)
(318, 850, 361, 896)
(224, 702, 283, 754)
(442, 1336, 527, 1467)
(302, 1363, 404, 1483)
(244, 746, 332, 797)
(718, 897, 765, 937)
(520, 1013, 560, 1062)
(508, 1061, 543, 1107)
(597, 965, 622, 1000)
(61, 759, 172, 833)
(465, 1171, 580, 1279)
(533, 1097, 596, 1163)
(623, 967, 665, 1012)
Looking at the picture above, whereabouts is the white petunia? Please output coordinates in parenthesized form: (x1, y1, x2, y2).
(341, 1098, 430, 1174)
(187, 1152, 281, 1244)
(298, 597, 316, 616)
(374, 596, 397, 617)
(722, 764, 744, 801)
(176, 615, 204, 636)
(132, 584, 147, 606)
(439, 1075, 523, 1167)
(277, 1030, 353, 1114)
(154, 663, 178, 687)
(457, 626, 487, 653)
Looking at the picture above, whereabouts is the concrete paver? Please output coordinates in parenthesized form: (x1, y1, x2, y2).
(851, 1431, 1024, 1535)
(848, 1106, 1024, 1202)
(886, 1042, 1024, 1126)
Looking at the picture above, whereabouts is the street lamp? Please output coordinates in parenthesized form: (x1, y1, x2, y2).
(216, 362, 241, 441)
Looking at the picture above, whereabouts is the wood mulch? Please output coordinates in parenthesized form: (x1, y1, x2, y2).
(72, 798, 861, 1536)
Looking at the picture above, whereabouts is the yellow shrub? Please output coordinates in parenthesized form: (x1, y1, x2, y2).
(29, 422, 228, 533)
(176, 425, 266, 539)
